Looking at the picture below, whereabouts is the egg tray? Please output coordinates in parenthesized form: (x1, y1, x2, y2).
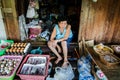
(5, 43, 31, 56)
(0, 55, 23, 80)
(17, 54, 50, 80)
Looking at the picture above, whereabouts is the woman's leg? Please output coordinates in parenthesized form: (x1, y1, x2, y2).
(61, 41, 69, 67)
(56, 44, 62, 53)
(48, 41, 62, 64)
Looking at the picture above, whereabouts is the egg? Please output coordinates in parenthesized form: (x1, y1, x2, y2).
(2, 60, 6, 64)
(8, 67, 13, 71)
(13, 61, 16, 63)
(23, 43, 27, 47)
(13, 64, 16, 68)
(5, 70, 10, 74)
(1, 71, 7, 75)
(0, 68, 4, 72)
(12, 49, 16, 53)
(6, 49, 9, 53)
(11, 43, 14, 47)
(20, 43, 23, 47)
(4, 67, 9, 70)
(9, 49, 13, 53)
(1, 64, 4, 68)
(5, 63, 9, 67)
(16, 49, 20, 53)
(20, 49, 23, 54)
(8, 61, 13, 66)
(17, 43, 21, 47)
(14, 43, 17, 47)
(0, 61, 2, 63)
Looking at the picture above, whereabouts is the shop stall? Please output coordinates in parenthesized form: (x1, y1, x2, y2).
(0, 0, 120, 80)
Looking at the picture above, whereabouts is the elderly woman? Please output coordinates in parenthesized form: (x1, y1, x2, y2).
(48, 16, 73, 67)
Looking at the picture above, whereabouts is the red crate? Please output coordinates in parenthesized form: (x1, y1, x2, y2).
(17, 54, 50, 80)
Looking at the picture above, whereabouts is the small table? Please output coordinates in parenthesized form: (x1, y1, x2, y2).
(87, 47, 120, 80)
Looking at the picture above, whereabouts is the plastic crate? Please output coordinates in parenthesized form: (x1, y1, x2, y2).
(17, 54, 50, 80)
(0, 55, 23, 80)
(0, 40, 14, 56)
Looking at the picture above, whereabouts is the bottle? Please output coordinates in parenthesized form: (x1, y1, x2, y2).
(96, 66, 108, 80)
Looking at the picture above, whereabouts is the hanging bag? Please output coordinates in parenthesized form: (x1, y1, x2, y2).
(26, 5, 36, 18)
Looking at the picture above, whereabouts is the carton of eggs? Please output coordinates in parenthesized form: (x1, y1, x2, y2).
(6, 43, 31, 55)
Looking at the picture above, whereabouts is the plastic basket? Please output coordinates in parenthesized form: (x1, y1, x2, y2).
(17, 54, 50, 80)
(0, 40, 14, 56)
(0, 55, 23, 80)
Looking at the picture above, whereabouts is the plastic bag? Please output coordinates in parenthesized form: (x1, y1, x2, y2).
(30, 47, 43, 54)
(26, 5, 35, 18)
(29, 25, 42, 35)
(0, 40, 10, 51)
(29, 26, 42, 39)
(19, 15, 28, 41)
(54, 63, 74, 80)
(40, 29, 50, 41)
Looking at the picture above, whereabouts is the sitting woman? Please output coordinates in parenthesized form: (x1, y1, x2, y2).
(47, 16, 73, 67)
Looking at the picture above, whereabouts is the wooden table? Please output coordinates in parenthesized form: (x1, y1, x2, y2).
(87, 47, 120, 80)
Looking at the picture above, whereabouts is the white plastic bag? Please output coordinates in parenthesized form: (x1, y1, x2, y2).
(26, 5, 35, 18)
(54, 63, 74, 80)
(19, 15, 28, 41)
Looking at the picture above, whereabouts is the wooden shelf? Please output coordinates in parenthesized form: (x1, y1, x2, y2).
(86, 47, 120, 80)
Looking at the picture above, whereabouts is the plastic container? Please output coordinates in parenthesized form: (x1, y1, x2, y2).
(96, 67, 108, 80)
(0, 40, 14, 56)
(17, 54, 50, 80)
(0, 55, 23, 80)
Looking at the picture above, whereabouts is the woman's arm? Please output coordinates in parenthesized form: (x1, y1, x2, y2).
(57, 25, 71, 42)
(50, 27, 56, 41)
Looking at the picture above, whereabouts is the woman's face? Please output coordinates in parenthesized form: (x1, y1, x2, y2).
(58, 21, 67, 28)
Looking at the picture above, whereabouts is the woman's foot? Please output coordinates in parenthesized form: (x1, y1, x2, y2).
(62, 61, 69, 67)
(55, 57, 62, 64)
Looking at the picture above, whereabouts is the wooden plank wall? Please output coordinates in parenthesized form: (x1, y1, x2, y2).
(79, 0, 120, 44)
(2, 0, 20, 41)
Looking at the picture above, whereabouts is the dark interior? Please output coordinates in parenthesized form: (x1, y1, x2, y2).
(22, 0, 81, 42)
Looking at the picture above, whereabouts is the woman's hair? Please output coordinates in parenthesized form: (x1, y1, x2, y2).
(57, 16, 68, 22)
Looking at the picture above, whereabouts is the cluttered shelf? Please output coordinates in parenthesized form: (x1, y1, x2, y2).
(86, 47, 120, 80)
